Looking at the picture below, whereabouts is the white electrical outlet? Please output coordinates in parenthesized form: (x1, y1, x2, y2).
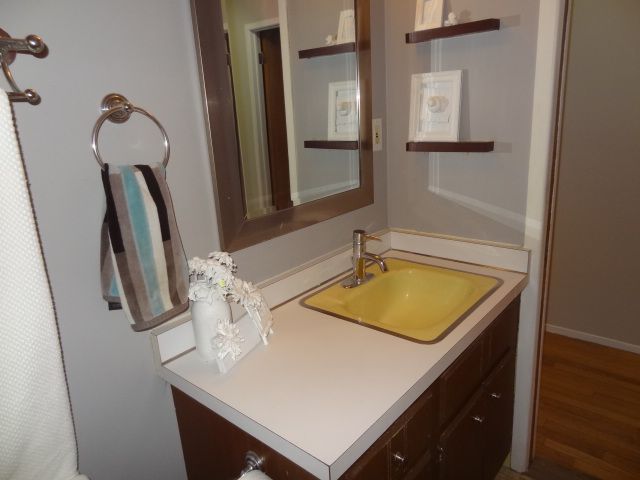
(372, 118, 383, 152)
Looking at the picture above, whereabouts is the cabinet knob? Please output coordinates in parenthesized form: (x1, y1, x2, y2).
(437, 446, 445, 463)
(240, 451, 265, 476)
(490, 392, 502, 399)
(472, 415, 485, 423)
(392, 451, 407, 466)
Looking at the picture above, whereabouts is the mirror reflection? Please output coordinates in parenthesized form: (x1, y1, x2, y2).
(221, 0, 359, 220)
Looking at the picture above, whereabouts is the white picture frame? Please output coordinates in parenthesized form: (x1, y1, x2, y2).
(414, 0, 443, 31)
(408, 70, 462, 142)
(328, 80, 358, 141)
(336, 9, 356, 43)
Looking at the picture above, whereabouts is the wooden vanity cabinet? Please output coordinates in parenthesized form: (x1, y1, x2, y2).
(436, 298, 519, 480)
(172, 297, 519, 480)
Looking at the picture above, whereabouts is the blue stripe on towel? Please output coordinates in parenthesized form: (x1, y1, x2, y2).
(120, 166, 164, 317)
(109, 275, 119, 298)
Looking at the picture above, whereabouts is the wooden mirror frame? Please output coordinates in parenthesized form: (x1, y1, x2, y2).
(190, 0, 373, 252)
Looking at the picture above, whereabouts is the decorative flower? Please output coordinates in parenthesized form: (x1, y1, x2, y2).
(230, 278, 264, 311)
(188, 251, 267, 311)
(188, 252, 238, 303)
(212, 320, 244, 361)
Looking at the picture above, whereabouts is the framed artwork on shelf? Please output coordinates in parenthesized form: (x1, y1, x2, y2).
(337, 9, 356, 43)
(415, 0, 444, 31)
(408, 70, 462, 142)
(328, 80, 358, 141)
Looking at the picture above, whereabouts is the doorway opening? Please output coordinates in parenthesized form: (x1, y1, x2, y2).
(257, 26, 293, 211)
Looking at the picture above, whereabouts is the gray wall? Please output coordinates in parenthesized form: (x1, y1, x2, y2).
(2, 0, 387, 479)
(385, 0, 539, 245)
(546, 0, 640, 346)
(2, 0, 217, 480)
(3, 1, 217, 478)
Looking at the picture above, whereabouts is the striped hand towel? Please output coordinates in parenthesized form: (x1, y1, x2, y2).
(100, 163, 189, 331)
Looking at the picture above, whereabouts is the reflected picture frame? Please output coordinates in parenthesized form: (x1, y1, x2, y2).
(337, 9, 356, 43)
(328, 80, 358, 141)
(415, 0, 444, 31)
(408, 70, 462, 142)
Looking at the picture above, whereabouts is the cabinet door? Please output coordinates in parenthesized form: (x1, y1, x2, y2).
(405, 389, 436, 466)
(404, 451, 435, 480)
(389, 426, 406, 480)
(340, 440, 388, 480)
(392, 388, 436, 478)
(482, 354, 516, 480)
(484, 298, 520, 375)
(341, 386, 437, 480)
(437, 389, 485, 480)
(439, 339, 484, 427)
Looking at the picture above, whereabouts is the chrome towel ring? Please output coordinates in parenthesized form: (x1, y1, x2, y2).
(92, 93, 170, 169)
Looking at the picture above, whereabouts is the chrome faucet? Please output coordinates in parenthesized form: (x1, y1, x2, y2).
(342, 230, 388, 288)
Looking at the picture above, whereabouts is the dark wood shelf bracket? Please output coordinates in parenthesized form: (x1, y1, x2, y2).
(298, 42, 356, 59)
(406, 141, 495, 153)
(304, 140, 359, 150)
(406, 18, 500, 44)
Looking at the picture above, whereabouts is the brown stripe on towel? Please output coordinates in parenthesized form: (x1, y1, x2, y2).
(109, 172, 148, 323)
(152, 166, 189, 304)
(162, 241, 181, 307)
(101, 165, 124, 253)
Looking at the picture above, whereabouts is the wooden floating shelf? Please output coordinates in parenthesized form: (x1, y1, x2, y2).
(405, 18, 500, 44)
(406, 141, 495, 153)
(298, 42, 356, 59)
(304, 140, 359, 150)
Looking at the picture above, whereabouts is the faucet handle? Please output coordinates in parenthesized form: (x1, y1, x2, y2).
(353, 229, 381, 244)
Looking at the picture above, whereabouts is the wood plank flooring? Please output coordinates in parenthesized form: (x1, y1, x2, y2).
(497, 458, 596, 480)
(535, 332, 640, 479)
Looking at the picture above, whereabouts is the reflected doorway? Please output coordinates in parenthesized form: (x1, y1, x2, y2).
(258, 26, 293, 212)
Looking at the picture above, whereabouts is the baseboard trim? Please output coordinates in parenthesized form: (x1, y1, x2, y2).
(545, 324, 640, 354)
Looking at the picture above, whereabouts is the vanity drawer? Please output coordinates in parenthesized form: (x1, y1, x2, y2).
(438, 339, 484, 427)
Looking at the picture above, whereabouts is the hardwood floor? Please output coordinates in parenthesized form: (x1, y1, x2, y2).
(497, 458, 596, 480)
(535, 332, 640, 479)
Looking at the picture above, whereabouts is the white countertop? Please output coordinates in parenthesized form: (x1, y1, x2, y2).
(153, 242, 528, 479)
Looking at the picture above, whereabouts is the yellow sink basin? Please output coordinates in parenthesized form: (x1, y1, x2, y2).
(302, 258, 501, 343)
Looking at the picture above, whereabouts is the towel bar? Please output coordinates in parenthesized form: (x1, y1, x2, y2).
(91, 93, 170, 169)
(0, 28, 46, 105)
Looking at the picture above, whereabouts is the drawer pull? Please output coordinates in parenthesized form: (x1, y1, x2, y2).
(472, 415, 485, 423)
(392, 452, 407, 466)
(490, 392, 502, 399)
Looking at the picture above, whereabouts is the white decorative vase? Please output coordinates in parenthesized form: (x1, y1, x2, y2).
(190, 299, 232, 364)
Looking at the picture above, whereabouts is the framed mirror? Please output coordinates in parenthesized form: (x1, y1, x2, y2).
(190, 0, 372, 251)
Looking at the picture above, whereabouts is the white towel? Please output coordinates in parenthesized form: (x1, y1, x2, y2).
(0, 91, 87, 480)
